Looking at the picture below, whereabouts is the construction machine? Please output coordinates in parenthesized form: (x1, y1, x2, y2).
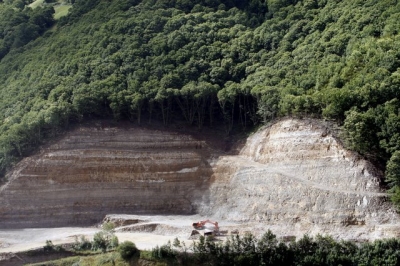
(192, 219, 219, 235)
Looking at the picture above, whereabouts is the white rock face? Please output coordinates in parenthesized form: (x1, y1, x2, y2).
(200, 119, 400, 240)
(1, 118, 399, 240)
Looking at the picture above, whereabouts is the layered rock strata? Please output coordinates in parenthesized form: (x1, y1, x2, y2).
(200, 119, 400, 239)
(1, 119, 399, 240)
(0, 127, 216, 228)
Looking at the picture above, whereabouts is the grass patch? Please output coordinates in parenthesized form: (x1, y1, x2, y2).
(28, 0, 72, 20)
(28, 256, 81, 266)
(139, 250, 178, 266)
(25, 249, 187, 266)
(79, 252, 124, 266)
(54, 4, 72, 20)
(28, 0, 45, 9)
(27, 252, 128, 266)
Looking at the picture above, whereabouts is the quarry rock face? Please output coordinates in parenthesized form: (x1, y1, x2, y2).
(1, 119, 399, 239)
(0, 126, 216, 228)
(201, 119, 400, 239)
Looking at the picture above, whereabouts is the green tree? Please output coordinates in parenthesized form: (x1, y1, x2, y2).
(343, 109, 379, 156)
(251, 85, 280, 123)
(386, 151, 400, 206)
(118, 241, 138, 261)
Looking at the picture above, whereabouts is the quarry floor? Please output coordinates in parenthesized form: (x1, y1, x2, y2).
(0, 215, 245, 253)
(0, 214, 389, 255)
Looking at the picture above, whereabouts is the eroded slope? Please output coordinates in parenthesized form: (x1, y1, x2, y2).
(1, 119, 399, 240)
(202, 119, 400, 239)
(0, 126, 216, 228)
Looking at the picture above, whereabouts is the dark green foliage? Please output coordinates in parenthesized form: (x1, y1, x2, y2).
(0, 2, 54, 59)
(386, 151, 400, 207)
(157, 232, 400, 266)
(44, 240, 55, 251)
(356, 239, 400, 266)
(72, 224, 119, 252)
(151, 241, 176, 260)
(118, 241, 138, 261)
(44, 239, 64, 252)
(73, 235, 92, 251)
(91, 231, 119, 252)
(343, 108, 379, 156)
(41, 234, 400, 265)
(92, 232, 108, 252)
(1, 0, 400, 206)
(290, 235, 356, 266)
(58, 0, 102, 26)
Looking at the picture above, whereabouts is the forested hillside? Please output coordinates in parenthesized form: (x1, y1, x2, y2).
(1, 0, 400, 205)
(0, 0, 55, 59)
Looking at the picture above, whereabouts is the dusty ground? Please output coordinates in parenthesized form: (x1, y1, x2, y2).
(0, 215, 243, 254)
(0, 213, 391, 255)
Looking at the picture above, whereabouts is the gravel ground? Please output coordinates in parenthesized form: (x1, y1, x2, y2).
(1, 213, 388, 255)
(0, 215, 242, 253)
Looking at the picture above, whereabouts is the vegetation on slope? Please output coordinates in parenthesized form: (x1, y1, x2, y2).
(30, 232, 400, 266)
(0, 0, 55, 59)
(0, 0, 400, 204)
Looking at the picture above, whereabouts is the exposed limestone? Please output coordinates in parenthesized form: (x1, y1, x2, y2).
(103, 214, 144, 227)
(0, 126, 216, 228)
(200, 119, 400, 240)
(1, 118, 399, 240)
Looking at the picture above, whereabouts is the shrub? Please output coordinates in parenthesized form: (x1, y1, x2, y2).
(44, 240, 54, 251)
(151, 241, 176, 260)
(110, 235, 119, 249)
(43, 240, 63, 252)
(92, 228, 119, 252)
(102, 221, 116, 232)
(92, 231, 108, 252)
(118, 241, 138, 261)
(73, 235, 92, 251)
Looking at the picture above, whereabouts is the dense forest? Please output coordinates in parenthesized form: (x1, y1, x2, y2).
(0, 0, 55, 58)
(1, 0, 400, 204)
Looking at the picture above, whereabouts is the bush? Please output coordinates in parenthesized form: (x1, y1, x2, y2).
(91, 229, 119, 252)
(73, 235, 92, 251)
(102, 221, 116, 232)
(118, 241, 138, 261)
(44, 240, 54, 251)
(92, 231, 108, 252)
(43, 240, 63, 252)
(110, 235, 119, 249)
(151, 241, 177, 260)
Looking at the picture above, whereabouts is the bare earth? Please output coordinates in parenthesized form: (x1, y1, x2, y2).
(0, 215, 242, 253)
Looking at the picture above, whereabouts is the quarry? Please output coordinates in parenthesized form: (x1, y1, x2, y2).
(1, 118, 400, 260)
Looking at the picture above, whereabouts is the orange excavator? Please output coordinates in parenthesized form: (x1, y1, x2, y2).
(192, 219, 219, 235)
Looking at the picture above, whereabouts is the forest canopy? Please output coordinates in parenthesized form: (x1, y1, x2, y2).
(1, 0, 400, 204)
(0, 0, 55, 59)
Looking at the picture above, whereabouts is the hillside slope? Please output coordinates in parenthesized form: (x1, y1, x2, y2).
(1, 119, 399, 240)
(1, 0, 400, 204)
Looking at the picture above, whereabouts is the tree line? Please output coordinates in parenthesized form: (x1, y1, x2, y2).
(150, 231, 400, 266)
